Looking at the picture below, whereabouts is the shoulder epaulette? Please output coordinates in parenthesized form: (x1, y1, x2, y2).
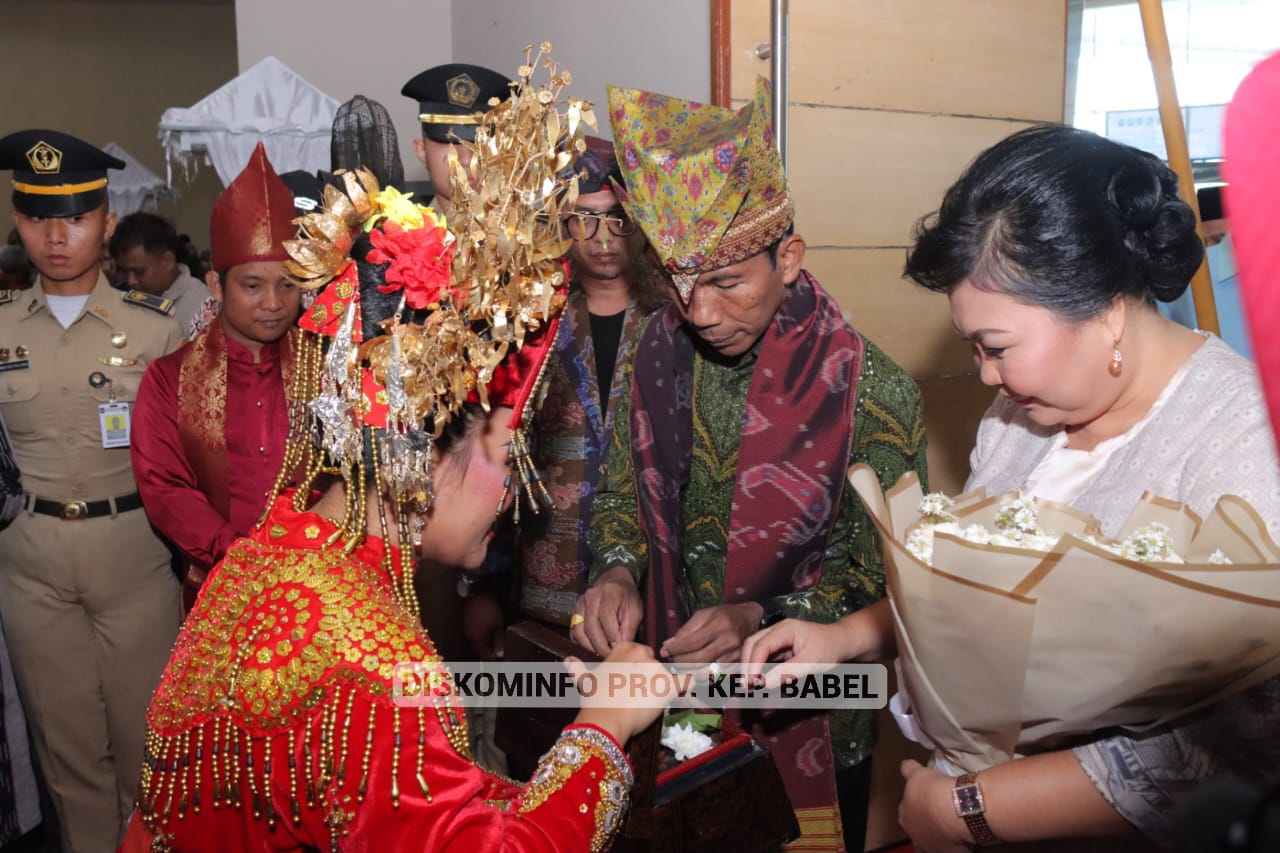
(123, 289, 175, 316)
(0, 290, 15, 306)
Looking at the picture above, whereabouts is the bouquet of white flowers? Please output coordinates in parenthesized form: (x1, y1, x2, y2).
(846, 464, 1280, 774)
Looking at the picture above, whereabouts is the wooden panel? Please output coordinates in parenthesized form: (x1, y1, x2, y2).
(731, 0, 1067, 122)
(789, 108, 1037, 248)
(802, 248, 973, 378)
(918, 374, 995, 496)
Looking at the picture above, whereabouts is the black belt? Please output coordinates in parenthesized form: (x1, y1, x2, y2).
(26, 493, 144, 520)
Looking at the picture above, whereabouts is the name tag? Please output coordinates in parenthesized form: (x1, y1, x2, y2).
(99, 402, 131, 448)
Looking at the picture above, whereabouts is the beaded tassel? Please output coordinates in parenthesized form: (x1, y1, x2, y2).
(246, 734, 261, 820)
(231, 728, 243, 810)
(338, 687, 355, 788)
(391, 709, 402, 808)
(289, 733, 302, 826)
(192, 724, 204, 815)
(264, 737, 275, 831)
(303, 715, 316, 809)
(416, 708, 431, 801)
(357, 704, 376, 802)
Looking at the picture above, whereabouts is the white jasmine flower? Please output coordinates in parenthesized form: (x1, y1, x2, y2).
(1115, 523, 1179, 562)
(995, 497, 1041, 537)
(661, 722, 715, 761)
(1208, 549, 1233, 564)
(906, 526, 936, 562)
(918, 492, 957, 522)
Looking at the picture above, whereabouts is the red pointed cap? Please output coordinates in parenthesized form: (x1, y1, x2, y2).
(208, 142, 297, 272)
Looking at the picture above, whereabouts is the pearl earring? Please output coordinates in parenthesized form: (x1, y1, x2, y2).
(1109, 340, 1123, 377)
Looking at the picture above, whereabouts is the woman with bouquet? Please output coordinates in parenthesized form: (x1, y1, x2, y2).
(744, 124, 1280, 850)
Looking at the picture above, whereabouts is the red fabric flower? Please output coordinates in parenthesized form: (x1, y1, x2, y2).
(366, 220, 456, 309)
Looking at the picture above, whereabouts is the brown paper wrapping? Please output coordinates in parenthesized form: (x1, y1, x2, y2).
(847, 464, 1280, 774)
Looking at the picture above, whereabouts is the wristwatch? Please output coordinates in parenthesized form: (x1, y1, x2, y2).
(952, 772, 1000, 845)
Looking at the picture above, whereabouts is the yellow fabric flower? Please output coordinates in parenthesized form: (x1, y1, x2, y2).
(365, 186, 436, 232)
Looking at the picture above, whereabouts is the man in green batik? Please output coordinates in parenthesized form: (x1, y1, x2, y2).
(570, 79, 928, 851)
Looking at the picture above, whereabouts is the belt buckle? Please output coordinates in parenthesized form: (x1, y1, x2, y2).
(60, 501, 88, 520)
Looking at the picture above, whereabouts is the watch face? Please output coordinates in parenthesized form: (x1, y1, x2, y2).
(953, 783, 984, 817)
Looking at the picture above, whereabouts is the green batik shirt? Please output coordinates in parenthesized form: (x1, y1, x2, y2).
(589, 336, 928, 768)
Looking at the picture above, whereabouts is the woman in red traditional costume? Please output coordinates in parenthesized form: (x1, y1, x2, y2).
(120, 52, 662, 852)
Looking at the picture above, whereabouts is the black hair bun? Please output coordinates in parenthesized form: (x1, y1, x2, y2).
(1107, 158, 1204, 303)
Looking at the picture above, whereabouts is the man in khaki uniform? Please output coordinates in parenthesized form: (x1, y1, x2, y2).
(0, 129, 183, 853)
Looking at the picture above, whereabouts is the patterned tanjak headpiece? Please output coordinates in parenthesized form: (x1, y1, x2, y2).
(608, 76, 793, 302)
(208, 142, 297, 272)
(270, 44, 590, 616)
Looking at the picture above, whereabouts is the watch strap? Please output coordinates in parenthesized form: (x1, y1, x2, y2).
(953, 772, 1000, 846)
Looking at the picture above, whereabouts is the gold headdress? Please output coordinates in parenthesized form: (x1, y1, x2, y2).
(267, 44, 592, 616)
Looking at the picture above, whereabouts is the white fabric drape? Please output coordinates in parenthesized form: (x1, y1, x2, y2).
(101, 142, 173, 216)
(158, 56, 338, 187)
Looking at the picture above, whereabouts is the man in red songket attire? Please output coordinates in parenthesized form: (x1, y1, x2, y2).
(131, 143, 301, 611)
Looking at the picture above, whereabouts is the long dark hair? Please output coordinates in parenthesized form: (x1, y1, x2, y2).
(904, 124, 1204, 322)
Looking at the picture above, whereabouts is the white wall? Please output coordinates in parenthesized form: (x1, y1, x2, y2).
(232, 0, 711, 184)
(451, 0, 712, 139)
(234, 0, 452, 186)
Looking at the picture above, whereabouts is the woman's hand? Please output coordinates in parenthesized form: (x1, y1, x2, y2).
(741, 617, 857, 688)
(741, 599, 897, 688)
(898, 760, 974, 853)
(570, 641, 671, 744)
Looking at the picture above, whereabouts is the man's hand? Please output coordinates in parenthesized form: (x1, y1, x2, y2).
(659, 601, 764, 663)
(571, 566, 642, 655)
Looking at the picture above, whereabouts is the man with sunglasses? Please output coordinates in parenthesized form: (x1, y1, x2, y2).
(503, 137, 669, 641)
(462, 139, 668, 658)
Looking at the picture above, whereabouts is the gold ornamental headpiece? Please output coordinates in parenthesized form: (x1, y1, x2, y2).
(271, 44, 593, 601)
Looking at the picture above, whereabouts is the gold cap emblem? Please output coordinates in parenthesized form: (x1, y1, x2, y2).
(25, 141, 62, 174)
(446, 73, 480, 108)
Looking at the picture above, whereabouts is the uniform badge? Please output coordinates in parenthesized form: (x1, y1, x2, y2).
(110, 332, 127, 348)
(123, 290, 175, 316)
(447, 73, 480, 108)
(0, 349, 8, 362)
(25, 140, 62, 174)
(98, 356, 138, 368)
(14, 346, 27, 359)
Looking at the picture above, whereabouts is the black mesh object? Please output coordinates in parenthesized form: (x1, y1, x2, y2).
(331, 95, 405, 190)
